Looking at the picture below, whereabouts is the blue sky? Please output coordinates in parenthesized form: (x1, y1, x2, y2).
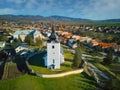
(0, 0, 120, 20)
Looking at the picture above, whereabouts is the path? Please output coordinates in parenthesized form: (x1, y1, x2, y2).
(35, 69, 83, 78)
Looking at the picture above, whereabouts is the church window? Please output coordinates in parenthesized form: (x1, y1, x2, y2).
(52, 45, 54, 49)
(53, 59, 55, 63)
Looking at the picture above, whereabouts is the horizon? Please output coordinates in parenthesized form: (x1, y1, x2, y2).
(0, 0, 120, 20)
(0, 14, 120, 21)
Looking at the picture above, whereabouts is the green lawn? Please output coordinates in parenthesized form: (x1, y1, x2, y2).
(106, 63, 120, 78)
(86, 57, 94, 61)
(107, 63, 120, 70)
(64, 49, 74, 61)
(0, 72, 96, 90)
(30, 65, 72, 74)
(93, 63, 120, 80)
(29, 45, 40, 49)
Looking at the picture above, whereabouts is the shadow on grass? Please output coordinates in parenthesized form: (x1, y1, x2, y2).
(1, 62, 25, 80)
(71, 72, 97, 90)
(65, 59, 73, 62)
(77, 72, 98, 89)
(61, 63, 71, 67)
(0, 62, 5, 80)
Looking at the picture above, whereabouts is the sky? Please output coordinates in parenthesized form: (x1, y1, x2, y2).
(0, 0, 120, 20)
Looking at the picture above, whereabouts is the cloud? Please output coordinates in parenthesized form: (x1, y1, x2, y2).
(79, 0, 120, 19)
(0, 0, 120, 20)
(25, 0, 38, 9)
(0, 8, 17, 14)
(6, 0, 26, 4)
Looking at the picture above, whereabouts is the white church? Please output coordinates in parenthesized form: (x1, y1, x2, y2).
(44, 25, 64, 69)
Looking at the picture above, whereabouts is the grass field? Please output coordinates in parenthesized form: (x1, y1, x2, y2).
(81, 22, 120, 26)
(0, 72, 96, 90)
(107, 63, 120, 76)
(2, 63, 22, 80)
(0, 47, 98, 90)
(0, 61, 97, 90)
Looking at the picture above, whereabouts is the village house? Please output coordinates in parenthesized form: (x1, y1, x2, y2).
(92, 40, 99, 46)
(13, 30, 45, 42)
(79, 36, 92, 43)
(67, 38, 77, 48)
(98, 42, 115, 49)
(113, 44, 120, 52)
(72, 35, 81, 40)
(15, 43, 29, 53)
(0, 42, 6, 48)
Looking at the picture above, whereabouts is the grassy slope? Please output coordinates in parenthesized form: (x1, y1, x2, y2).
(0, 73, 96, 90)
(0, 48, 97, 90)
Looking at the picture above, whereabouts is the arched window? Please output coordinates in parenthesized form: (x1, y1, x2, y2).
(52, 45, 54, 49)
(53, 59, 55, 63)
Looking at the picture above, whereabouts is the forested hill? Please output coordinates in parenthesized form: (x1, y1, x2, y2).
(0, 15, 120, 22)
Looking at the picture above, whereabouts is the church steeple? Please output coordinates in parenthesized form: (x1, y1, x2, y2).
(46, 24, 64, 69)
(48, 25, 57, 42)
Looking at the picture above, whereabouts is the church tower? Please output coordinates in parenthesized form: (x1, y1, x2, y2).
(46, 25, 61, 69)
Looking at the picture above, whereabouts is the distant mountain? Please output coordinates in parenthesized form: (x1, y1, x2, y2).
(99, 19, 120, 22)
(0, 15, 120, 22)
(46, 15, 91, 22)
(0, 15, 45, 21)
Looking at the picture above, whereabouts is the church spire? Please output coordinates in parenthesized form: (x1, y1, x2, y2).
(48, 25, 57, 42)
(51, 25, 55, 34)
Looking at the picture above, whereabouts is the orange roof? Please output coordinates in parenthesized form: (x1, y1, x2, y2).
(72, 35, 81, 40)
(92, 40, 99, 46)
(98, 42, 115, 48)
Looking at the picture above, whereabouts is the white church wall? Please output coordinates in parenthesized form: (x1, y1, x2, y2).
(60, 53, 64, 63)
(47, 42, 61, 69)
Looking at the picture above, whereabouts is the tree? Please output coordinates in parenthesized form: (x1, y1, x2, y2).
(73, 40, 82, 68)
(113, 56, 119, 63)
(103, 49, 113, 65)
(35, 38, 44, 50)
(105, 78, 120, 90)
(79, 40, 84, 50)
(24, 35, 33, 45)
(11, 38, 21, 48)
(0, 35, 8, 41)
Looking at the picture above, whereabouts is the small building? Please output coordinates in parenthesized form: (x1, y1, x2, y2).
(92, 40, 99, 46)
(15, 43, 29, 53)
(0, 42, 5, 48)
(67, 38, 77, 48)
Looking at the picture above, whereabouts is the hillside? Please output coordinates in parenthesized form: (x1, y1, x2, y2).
(0, 49, 97, 90)
(0, 71, 96, 90)
(0, 15, 120, 22)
